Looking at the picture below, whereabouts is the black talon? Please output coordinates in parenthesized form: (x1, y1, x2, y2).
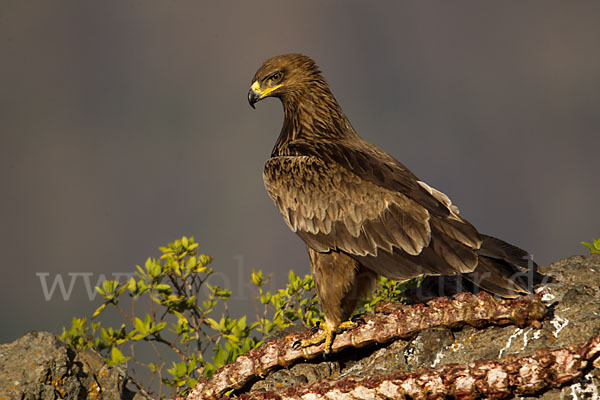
(292, 340, 302, 350)
(351, 315, 365, 324)
(309, 321, 321, 335)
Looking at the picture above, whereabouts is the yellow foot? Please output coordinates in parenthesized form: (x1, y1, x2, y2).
(292, 317, 365, 354)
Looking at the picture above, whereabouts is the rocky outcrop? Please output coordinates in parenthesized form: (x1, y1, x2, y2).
(0, 331, 141, 400)
(186, 254, 600, 399)
(2, 255, 599, 399)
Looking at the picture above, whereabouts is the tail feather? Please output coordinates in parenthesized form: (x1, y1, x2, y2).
(465, 234, 545, 298)
(478, 234, 537, 270)
(464, 256, 530, 298)
(402, 235, 549, 302)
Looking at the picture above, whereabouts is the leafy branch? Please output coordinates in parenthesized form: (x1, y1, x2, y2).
(60, 236, 420, 398)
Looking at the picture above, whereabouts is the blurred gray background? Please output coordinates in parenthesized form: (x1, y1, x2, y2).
(1, 1, 598, 344)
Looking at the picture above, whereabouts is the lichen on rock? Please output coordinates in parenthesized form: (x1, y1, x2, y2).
(0, 331, 142, 400)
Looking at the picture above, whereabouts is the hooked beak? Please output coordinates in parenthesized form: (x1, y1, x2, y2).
(248, 81, 281, 109)
(248, 85, 260, 109)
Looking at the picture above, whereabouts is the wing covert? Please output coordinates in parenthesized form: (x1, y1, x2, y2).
(263, 155, 432, 257)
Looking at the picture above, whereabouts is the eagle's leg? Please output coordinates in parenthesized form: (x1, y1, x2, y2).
(296, 248, 377, 353)
(294, 317, 364, 350)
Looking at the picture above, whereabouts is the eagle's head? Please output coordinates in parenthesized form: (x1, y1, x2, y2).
(248, 54, 323, 109)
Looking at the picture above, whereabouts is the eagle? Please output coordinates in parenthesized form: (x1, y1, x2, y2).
(248, 54, 538, 353)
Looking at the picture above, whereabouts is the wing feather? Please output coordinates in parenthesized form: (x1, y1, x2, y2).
(264, 155, 432, 257)
(264, 153, 484, 279)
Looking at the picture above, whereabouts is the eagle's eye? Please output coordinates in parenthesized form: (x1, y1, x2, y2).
(268, 72, 283, 83)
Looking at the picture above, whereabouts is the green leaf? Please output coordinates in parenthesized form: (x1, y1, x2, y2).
(134, 317, 147, 336)
(199, 254, 212, 266)
(251, 269, 263, 286)
(206, 318, 220, 331)
(154, 322, 167, 333)
(185, 256, 197, 270)
(145, 258, 161, 279)
(187, 377, 198, 388)
(260, 293, 271, 304)
(102, 280, 116, 295)
(130, 333, 146, 341)
(107, 347, 130, 366)
(582, 239, 600, 254)
(91, 303, 107, 319)
(135, 265, 147, 279)
(155, 283, 172, 293)
(126, 277, 137, 293)
(212, 345, 227, 367)
(223, 334, 239, 343)
(95, 285, 105, 296)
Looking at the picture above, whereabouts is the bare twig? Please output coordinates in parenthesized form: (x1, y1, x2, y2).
(113, 302, 136, 325)
(126, 374, 155, 399)
(150, 333, 187, 359)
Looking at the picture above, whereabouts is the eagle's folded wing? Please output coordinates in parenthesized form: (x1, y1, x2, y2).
(264, 155, 483, 278)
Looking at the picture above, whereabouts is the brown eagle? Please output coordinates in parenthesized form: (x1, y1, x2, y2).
(248, 54, 538, 352)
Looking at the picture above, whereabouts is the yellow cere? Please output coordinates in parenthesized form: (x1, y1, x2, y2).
(251, 81, 261, 92)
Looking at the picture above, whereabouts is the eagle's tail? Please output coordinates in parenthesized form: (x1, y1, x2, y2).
(464, 234, 546, 298)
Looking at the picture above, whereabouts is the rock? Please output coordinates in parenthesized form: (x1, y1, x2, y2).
(5, 255, 600, 399)
(0, 331, 141, 400)
(249, 361, 341, 392)
(245, 255, 600, 398)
